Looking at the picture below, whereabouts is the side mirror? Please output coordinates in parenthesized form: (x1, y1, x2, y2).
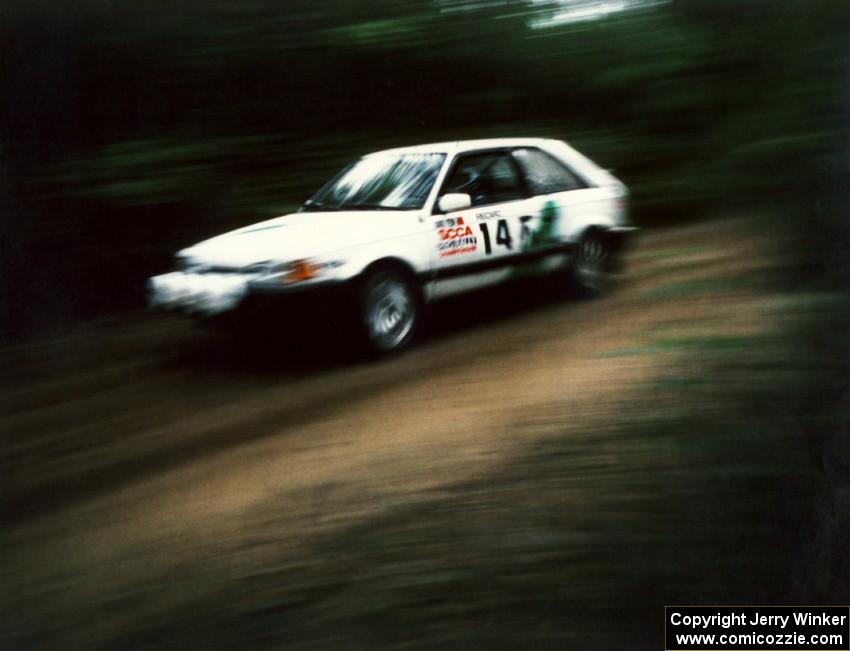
(437, 193, 471, 213)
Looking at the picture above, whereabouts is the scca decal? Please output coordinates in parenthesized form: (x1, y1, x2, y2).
(435, 216, 477, 257)
(439, 225, 474, 240)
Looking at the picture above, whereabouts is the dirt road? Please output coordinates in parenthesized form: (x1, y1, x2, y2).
(1, 217, 808, 648)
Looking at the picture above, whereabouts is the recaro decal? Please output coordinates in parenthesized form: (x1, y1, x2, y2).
(475, 210, 502, 221)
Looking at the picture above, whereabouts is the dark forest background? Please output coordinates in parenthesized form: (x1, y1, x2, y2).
(0, 0, 847, 339)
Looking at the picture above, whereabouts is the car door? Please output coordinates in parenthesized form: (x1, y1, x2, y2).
(428, 149, 535, 299)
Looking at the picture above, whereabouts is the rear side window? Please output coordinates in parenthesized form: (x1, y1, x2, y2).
(513, 148, 587, 195)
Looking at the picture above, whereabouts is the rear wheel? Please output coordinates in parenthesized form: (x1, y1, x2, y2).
(358, 269, 418, 355)
(570, 230, 612, 296)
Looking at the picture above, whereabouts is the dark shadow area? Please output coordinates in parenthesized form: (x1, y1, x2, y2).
(162, 274, 580, 377)
(1, 277, 582, 524)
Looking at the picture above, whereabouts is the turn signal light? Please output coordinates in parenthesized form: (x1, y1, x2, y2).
(284, 259, 319, 284)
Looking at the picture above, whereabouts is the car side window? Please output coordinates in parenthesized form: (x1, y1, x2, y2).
(442, 152, 525, 208)
(513, 147, 586, 195)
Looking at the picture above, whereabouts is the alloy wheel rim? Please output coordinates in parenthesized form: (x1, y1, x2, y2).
(367, 280, 414, 350)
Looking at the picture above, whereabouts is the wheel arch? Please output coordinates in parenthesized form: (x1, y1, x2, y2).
(356, 257, 424, 303)
(576, 223, 629, 253)
(575, 224, 606, 241)
(572, 224, 630, 276)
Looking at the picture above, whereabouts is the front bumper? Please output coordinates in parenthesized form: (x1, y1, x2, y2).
(147, 271, 342, 316)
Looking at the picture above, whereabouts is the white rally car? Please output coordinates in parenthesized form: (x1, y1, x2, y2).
(148, 138, 633, 353)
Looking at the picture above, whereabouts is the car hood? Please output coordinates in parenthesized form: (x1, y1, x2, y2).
(179, 209, 420, 268)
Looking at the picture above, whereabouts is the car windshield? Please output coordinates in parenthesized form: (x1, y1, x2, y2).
(302, 152, 446, 211)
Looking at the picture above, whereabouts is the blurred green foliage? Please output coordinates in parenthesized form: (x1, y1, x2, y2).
(0, 0, 847, 336)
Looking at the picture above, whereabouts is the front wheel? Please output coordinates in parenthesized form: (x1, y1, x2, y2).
(358, 270, 419, 355)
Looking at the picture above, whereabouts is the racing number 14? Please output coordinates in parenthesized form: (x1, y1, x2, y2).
(479, 217, 532, 255)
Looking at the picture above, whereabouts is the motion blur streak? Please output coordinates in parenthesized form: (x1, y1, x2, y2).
(1, 0, 848, 648)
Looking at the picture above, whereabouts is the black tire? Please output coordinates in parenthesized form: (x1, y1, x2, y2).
(358, 269, 419, 355)
(568, 230, 612, 297)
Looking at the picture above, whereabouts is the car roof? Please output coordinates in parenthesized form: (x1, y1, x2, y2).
(368, 138, 555, 157)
